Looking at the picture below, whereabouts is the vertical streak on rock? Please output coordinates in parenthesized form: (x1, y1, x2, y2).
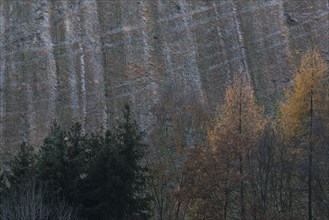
(76, 4, 88, 133)
(212, 1, 231, 85)
(140, 0, 150, 64)
(277, 0, 294, 80)
(3, 1, 28, 150)
(0, 1, 5, 148)
(0, 70, 4, 148)
(26, 70, 35, 143)
(78, 40, 87, 134)
(23, 2, 35, 144)
(121, 10, 133, 68)
(156, 0, 174, 81)
(74, 0, 90, 135)
(82, 0, 106, 132)
(139, 0, 160, 132)
(63, 0, 80, 120)
(42, 1, 57, 126)
(140, 0, 154, 125)
(95, 0, 110, 130)
(120, 2, 134, 106)
(140, 0, 159, 88)
(231, 0, 250, 82)
(96, 1, 126, 127)
(179, 0, 205, 102)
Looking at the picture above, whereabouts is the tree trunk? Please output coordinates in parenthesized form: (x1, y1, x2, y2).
(308, 91, 313, 220)
(238, 81, 245, 220)
(240, 154, 245, 220)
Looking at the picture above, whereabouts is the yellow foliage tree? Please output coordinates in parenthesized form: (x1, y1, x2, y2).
(209, 75, 266, 154)
(279, 50, 328, 220)
(208, 74, 266, 220)
(280, 50, 328, 141)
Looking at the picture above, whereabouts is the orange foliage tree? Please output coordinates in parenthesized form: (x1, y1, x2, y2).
(181, 74, 266, 219)
(210, 74, 266, 220)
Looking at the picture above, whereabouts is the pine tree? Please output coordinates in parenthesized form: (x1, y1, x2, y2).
(8, 142, 37, 186)
(110, 104, 150, 219)
(37, 122, 68, 195)
(71, 105, 150, 220)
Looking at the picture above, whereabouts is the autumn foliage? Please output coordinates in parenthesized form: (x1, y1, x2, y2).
(178, 50, 329, 220)
(279, 50, 329, 220)
(280, 51, 328, 141)
(179, 74, 266, 219)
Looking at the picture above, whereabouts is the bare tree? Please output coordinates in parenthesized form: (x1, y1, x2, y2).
(146, 82, 208, 220)
(1, 179, 76, 220)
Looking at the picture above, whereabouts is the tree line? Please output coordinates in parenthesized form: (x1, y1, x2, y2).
(174, 50, 329, 220)
(0, 50, 328, 220)
(0, 105, 150, 220)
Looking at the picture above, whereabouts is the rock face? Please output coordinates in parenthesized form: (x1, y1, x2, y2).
(0, 0, 328, 154)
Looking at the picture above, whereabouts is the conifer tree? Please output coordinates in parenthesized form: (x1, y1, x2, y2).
(110, 104, 150, 219)
(79, 105, 150, 219)
(29, 106, 150, 219)
(37, 122, 69, 195)
(279, 50, 328, 220)
(200, 74, 266, 219)
(8, 142, 37, 186)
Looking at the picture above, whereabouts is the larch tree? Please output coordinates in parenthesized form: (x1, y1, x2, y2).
(279, 50, 328, 220)
(208, 74, 266, 220)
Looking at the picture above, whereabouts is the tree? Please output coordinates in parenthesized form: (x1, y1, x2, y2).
(0, 179, 76, 220)
(37, 122, 84, 201)
(180, 144, 233, 220)
(180, 74, 266, 219)
(208, 74, 266, 219)
(8, 142, 37, 186)
(279, 50, 328, 220)
(146, 85, 208, 220)
(36, 105, 150, 220)
(78, 105, 151, 219)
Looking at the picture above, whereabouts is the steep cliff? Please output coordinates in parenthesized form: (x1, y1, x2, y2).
(0, 0, 328, 154)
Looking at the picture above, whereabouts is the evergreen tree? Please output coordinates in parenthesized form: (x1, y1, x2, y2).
(78, 104, 150, 219)
(37, 122, 89, 211)
(37, 122, 68, 195)
(112, 104, 150, 219)
(8, 142, 37, 186)
(34, 106, 150, 220)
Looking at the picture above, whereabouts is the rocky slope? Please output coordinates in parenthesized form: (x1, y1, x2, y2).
(0, 0, 328, 154)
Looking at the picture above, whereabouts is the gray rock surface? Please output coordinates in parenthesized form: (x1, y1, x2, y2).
(0, 0, 328, 154)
